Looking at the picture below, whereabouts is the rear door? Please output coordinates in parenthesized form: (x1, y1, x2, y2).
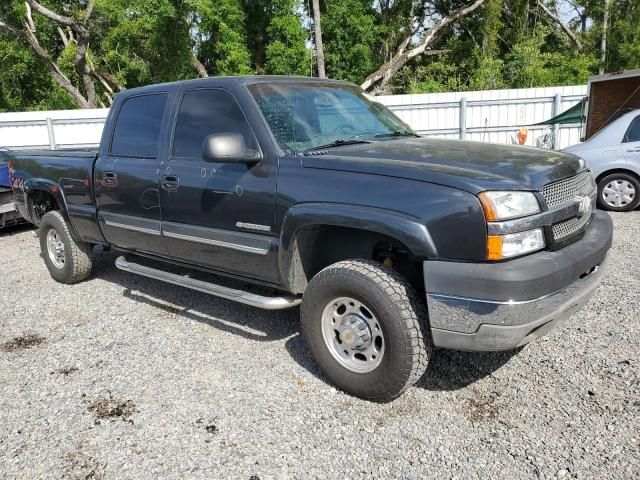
(159, 87, 279, 282)
(94, 92, 169, 254)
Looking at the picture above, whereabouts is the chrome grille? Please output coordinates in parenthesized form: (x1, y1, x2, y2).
(552, 214, 590, 240)
(541, 170, 594, 208)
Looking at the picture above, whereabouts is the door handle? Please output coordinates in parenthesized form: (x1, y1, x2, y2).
(161, 175, 180, 191)
(102, 171, 117, 185)
(627, 147, 640, 152)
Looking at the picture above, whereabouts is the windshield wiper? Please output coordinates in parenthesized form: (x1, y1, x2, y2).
(373, 130, 420, 138)
(301, 138, 371, 154)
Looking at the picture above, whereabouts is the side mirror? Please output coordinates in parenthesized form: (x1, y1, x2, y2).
(202, 132, 262, 164)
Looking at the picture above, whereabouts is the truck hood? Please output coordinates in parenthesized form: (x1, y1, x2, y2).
(300, 137, 586, 193)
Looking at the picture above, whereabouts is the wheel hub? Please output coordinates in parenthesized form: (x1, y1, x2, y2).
(46, 228, 65, 269)
(321, 296, 385, 373)
(338, 315, 371, 350)
(603, 179, 635, 208)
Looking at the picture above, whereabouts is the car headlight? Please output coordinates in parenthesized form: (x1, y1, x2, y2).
(478, 191, 545, 260)
(478, 191, 540, 221)
(486, 228, 545, 260)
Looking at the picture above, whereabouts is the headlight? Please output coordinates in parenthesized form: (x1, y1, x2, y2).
(487, 228, 545, 260)
(478, 191, 540, 221)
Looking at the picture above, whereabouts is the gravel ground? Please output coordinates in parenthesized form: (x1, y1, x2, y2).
(0, 212, 639, 480)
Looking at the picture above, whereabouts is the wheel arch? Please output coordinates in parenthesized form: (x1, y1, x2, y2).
(595, 168, 640, 185)
(24, 180, 81, 241)
(278, 203, 437, 294)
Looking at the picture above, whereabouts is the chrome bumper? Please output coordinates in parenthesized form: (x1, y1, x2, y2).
(424, 210, 612, 351)
(427, 257, 606, 351)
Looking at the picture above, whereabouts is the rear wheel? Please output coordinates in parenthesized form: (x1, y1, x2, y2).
(39, 210, 93, 284)
(597, 172, 640, 212)
(301, 259, 431, 402)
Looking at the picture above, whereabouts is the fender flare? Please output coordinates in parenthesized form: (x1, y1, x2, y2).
(24, 178, 81, 241)
(278, 202, 437, 290)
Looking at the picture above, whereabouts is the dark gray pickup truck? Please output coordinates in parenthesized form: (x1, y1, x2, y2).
(9, 76, 612, 401)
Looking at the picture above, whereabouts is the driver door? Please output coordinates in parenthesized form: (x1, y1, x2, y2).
(159, 88, 279, 283)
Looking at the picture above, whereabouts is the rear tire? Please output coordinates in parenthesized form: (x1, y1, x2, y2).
(597, 172, 640, 212)
(301, 259, 431, 402)
(39, 210, 93, 284)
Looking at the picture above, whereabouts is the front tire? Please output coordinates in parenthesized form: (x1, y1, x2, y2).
(39, 210, 93, 284)
(301, 260, 431, 402)
(597, 172, 640, 212)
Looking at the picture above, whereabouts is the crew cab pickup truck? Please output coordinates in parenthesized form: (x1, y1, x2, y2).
(9, 76, 612, 401)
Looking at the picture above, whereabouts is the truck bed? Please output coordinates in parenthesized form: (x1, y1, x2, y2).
(10, 149, 102, 240)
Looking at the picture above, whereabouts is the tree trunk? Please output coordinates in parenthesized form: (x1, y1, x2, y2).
(191, 56, 209, 78)
(600, 0, 610, 74)
(311, 0, 325, 78)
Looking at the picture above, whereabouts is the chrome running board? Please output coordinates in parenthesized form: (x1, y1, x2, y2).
(115, 256, 301, 310)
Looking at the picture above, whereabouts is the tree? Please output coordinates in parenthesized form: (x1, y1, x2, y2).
(0, 0, 103, 108)
(320, 0, 382, 85)
(187, 0, 252, 77)
(360, 0, 487, 94)
(245, 0, 311, 76)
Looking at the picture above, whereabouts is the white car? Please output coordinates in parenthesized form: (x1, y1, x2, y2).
(565, 109, 640, 211)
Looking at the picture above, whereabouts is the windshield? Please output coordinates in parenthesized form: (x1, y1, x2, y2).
(247, 82, 415, 153)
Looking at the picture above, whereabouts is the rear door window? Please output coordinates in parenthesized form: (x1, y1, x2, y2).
(111, 93, 168, 157)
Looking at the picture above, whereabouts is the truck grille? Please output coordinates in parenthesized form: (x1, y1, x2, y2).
(541, 170, 596, 242)
(541, 170, 594, 208)
(551, 214, 591, 240)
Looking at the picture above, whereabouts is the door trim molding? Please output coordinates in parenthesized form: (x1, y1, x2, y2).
(100, 212, 162, 236)
(162, 221, 271, 256)
(104, 220, 161, 236)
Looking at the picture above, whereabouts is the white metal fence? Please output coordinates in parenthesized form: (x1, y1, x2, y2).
(376, 85, 587, 149)
(0, 84, 587, 151)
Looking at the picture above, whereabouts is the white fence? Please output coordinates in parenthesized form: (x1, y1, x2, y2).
(0, 109, 106, 150)
(377, 85, 587, 149)
(0, 84, 587, 151)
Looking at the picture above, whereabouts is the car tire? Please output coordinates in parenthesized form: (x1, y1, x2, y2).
(597, 172, 640, 212)
(300, 259, 431, 402)
(39, 210, 93, 284)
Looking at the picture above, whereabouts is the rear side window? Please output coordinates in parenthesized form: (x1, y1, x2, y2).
(624, 115, 640, 143)
(111, 93, 167, 157)
(172, 89, 257, 158)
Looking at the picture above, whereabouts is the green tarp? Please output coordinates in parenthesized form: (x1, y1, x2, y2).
(535, 98, 586, 125)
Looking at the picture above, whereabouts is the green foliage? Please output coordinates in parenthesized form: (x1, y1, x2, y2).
(96, 0, 192, 85)
(0, 37, 76, 111)
(606, 1, 640, 72)
(320, 0, 380, 84)
(245, 0, 311, 76)
(188, 0, 252, 76)
(1, 0, 640, 111)
(264, 1, 311, 76)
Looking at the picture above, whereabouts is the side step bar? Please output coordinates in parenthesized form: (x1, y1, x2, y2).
(115, 256, 301, 310)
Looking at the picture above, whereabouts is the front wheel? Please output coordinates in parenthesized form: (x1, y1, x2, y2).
(301, 260, 431, 402)
(39, 210, 93, 284)
(597, 172, 640, 212)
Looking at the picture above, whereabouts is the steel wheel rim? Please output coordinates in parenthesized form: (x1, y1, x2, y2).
(321, 296, 385, 373)
(46, 228, 65, 269)
(602, 179, 636, 208)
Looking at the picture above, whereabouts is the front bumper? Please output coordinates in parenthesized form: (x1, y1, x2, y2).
(424, 210, 612, 351)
